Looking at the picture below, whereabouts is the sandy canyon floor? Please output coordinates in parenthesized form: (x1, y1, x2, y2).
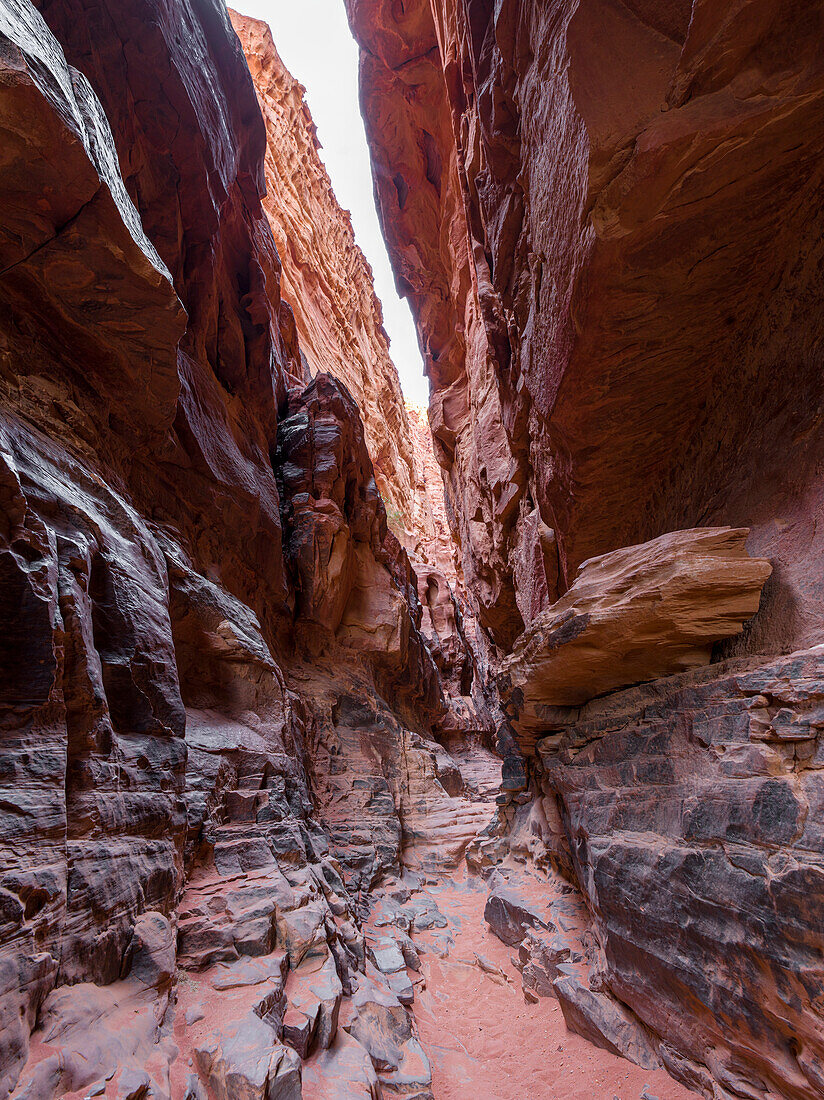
(413, 872, 694, 1100)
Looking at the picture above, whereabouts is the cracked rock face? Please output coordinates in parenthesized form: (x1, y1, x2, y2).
(500, 527, 772, 719)
(4, 0, 824, 1097)
(514, 649, 824, 1099)
(346, 0, 824, 654)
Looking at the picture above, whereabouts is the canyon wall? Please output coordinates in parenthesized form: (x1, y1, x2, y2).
(405, 402, 460, 587)
(347, 0, 824, 1097)
(229, 11, 418, 558)
(0, 1, 488, 1096)
(3, 0, 823, 1095)
(231, 11, 476, 710)
(347, 0, 824, 654)
(230, 7, 484, 736)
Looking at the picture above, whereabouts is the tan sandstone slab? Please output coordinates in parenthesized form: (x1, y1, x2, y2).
(501, 527, 772, 713)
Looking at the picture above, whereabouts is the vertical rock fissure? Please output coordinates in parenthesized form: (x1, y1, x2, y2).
(2, 1, 824, 1098)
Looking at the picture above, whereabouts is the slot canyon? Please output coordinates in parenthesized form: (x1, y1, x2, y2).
(1, 0, 823, 1097)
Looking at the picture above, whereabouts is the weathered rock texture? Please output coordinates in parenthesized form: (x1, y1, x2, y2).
(5, 0, 824, 1095)
(348, 0, 824, 1097)
(405, 402, 461, 587)
(0, 1, 487, 1096)
(232, 12, 478, 716)
(231, 8, 489, 739)
(230, 10, 421, 553)
(501, 527, 772, 716)
(347, 0, 824, 656)
(515, 648, 824, 1100)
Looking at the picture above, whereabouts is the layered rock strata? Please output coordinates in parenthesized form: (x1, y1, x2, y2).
(232, 12, 482, 730)
(0, 1, 488, 1097)
(346, 0, 824, 655)
(405, 403, 461, 587)
(347, 0, 824, 1097)
(490, 646, 824, 1100)
(5, 0, 823, 1095)
(501, 527, 772, 718)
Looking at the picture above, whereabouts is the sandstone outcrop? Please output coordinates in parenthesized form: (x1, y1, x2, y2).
(501, 527, 772, 720)
(0, 0, 489, 1095)
(5, 0, 824, 1096)
(230, 10, 419, 550)
(511, 647, 824, 1099)
(348, 0, 824, 1097)
(405, 403, 460, 587)
(232, 12, 477, 708)
(346, 0, 824, 657)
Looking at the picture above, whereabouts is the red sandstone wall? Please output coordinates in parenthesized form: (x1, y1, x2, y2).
(231, 12, 422, 545)
(347, 2, 824, 1097)
(347, 0, 824, 656)
(0, 2, 483, 1093)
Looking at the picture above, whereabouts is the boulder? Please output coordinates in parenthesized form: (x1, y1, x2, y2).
(194, 1017, 301, 1100)
(122, 912, 175, 992)
(483, 871, 548, 947)
(302, 1033, 380, 1100)
(281, 953, 342, 1057)
(501, 528, 771, 717)
(367, 939, 406, 976)
(553, 974, 660, 1071)
(344, 972, 412, 1074)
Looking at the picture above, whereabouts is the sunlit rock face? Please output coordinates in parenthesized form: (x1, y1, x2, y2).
(230, 12, 419, 550)
(231, 7, 490, 734)
(347, 0, 824, 1096)
(231, 12, 479, 690)
(405, 402, 461, 586)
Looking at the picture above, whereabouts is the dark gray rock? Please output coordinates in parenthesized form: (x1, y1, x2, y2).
(484, 871, 548, 947)
(553, 974, 660, 1070)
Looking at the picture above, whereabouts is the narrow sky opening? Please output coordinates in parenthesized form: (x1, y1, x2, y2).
(237, 0, 429, 408)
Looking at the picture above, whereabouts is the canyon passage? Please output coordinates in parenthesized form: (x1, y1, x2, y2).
(1, 1, 823, 1099)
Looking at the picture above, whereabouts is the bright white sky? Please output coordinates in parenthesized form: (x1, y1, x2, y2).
(236, 0, 430, 407)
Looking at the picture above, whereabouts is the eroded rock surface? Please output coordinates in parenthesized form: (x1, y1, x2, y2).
(348, 0, 824, 1097)
(501, 527, 772, 719)
(232, 11, 483, 719)
(346, 0, 824, 654)
(231, 11, 418, 555)
(497, 647, 824, 1099)
(405, 403, 460, 588)
(5, 0, 824, 1097)
(0, 0, 492, 1096)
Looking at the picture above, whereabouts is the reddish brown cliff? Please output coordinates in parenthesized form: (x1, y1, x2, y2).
(0, 2, 488, 1096)
(230, 11, 423, 552)
(5, 0, 824, 1095)
(229, 9, 485, 741)
(347, 0, 824, 656)
(406, 402, 461, 586)
(347, 0, 824, 1097)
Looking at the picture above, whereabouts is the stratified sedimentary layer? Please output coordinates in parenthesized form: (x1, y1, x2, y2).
(4, 0, 824, 1096)
(523, 648, 824, 1100)
(0, 1, 488, 1096)
(501, 527, 772, 714)
(348, 2, 824, 1098)
(406, 402, 460, 586)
